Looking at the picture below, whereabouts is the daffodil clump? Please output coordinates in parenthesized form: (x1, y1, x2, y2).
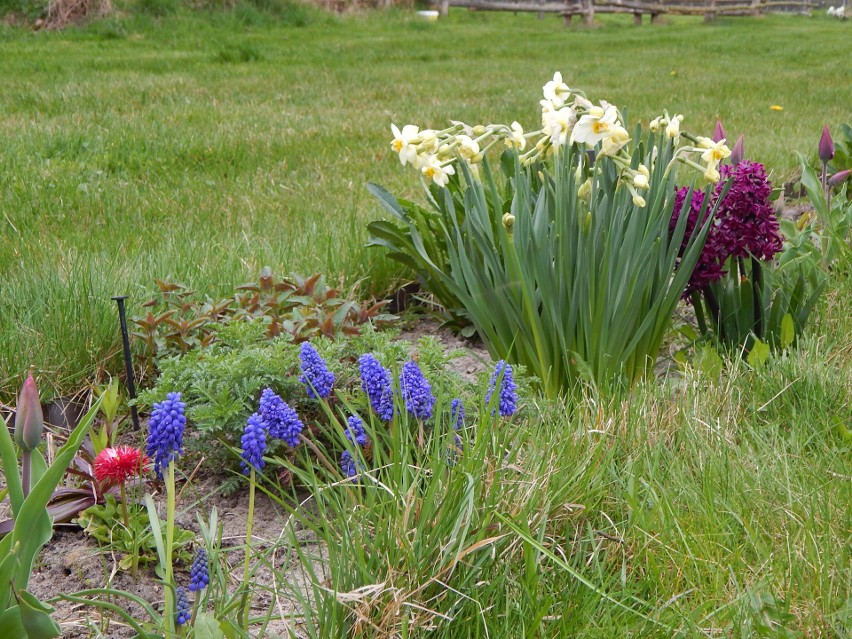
(390, 72, 730, 207)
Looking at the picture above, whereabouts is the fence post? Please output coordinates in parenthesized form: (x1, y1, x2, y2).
(584, 0, 594, 24)
(441, 0, 450, 16)
(704, 0, 716, 21)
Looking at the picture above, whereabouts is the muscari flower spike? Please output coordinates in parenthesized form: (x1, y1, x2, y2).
(146, 392, 187, 478)
(340, 450, 358, 479)
(358, 353, 395, 421)
(258, 388, 304, 448)
(240, 412, 268, 476)
(486, 361, 518, 417)
(450, 398, 465, 431)
(299, 342, 335, 400)
(400, 360, 436, 421)
(189, 547, 209, 592)
(344, 415, 368, 447)
(175, 586, 191, 626)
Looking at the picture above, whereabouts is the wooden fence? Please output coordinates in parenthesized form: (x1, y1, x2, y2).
(442, 0, 817, 23)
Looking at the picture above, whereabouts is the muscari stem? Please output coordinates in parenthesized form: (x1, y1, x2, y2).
(164, 461, 176, 638)
(241, 469, 256, 628)
(21, 450, 31, 499)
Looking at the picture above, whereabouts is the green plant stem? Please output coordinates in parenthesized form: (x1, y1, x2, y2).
(21, 449, 31, 499)
(690, 292, 709, 337)
(241, 469, 256, 628)
(702, 285, 724, 343)
(298, 433, 339, 476)
(164, 461, 176, 638)
(751, 256, 764, 340)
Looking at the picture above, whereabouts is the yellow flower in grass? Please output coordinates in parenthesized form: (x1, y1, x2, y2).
(770, 105, 784, 111)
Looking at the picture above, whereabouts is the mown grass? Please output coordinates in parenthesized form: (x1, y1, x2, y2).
(0, 8, 850, 398)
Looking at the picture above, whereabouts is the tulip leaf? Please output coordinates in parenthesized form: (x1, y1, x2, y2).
(16, 589, 60, 639)
(0, 605, 26, 637)
(194, 613, 226, 639)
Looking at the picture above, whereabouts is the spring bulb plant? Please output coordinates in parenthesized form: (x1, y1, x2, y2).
(0, 371, 103, 638)
(373, 72, 730, 394)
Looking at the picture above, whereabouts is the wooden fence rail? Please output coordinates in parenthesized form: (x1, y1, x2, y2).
(445, 0, 817, 24)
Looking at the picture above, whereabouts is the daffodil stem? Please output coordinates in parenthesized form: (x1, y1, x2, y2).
(241, 470, 256, 628)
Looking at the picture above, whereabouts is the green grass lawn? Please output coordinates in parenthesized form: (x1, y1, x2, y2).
(0, 9, 849, 396)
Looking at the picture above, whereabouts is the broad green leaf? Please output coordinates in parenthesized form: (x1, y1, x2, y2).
(747, 339, 770, 369)
(779, 313, 795, 350)
(194, 613, 226, 639)
(16, 590, 60, 639)
(0, 605, 25, 637)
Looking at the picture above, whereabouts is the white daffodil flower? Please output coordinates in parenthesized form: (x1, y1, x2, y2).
(649, 116, 662, 132)
(665, 115, 683, 140)
(505, 121, 526, 150)
(600, 124, 630, 156)
(704, 166, 721, 184)
(457, 135, 481, 160)
(421, 156, 456, 187)
(698, 137, 731, 168)
(543, 72, 571, 108)
(570, 104, 619, 146)
(391, 124, 420, 166)
(544, 107, 577, 148)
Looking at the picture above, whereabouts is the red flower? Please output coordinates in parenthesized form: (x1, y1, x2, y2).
(93, 446, 150, 484)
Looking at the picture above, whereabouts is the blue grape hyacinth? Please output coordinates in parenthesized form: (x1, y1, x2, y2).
(240, 412, 268, 475)
(189, 547, 209, 592)
(344, 415, 368, 447)
(486, 360, 517, 417)
(298, 342, 335, 399)
(400, 360, 436, 420)
(146, 392, 187, 478)
(358, 353, 394, 421)
(175, 586, 191, 625)
(258, 388, 304, 448)
(450, 398, 465, 430)
(340, 450, 358, 479)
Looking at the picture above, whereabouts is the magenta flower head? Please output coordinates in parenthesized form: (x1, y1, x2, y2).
(298, 342, 335, 400)
(730, 134, 745, 166)
(258, 388, 303, 448)
(400, 360, 436, 420)
(819, 126, 835, 164)
(712, 120, 726, 143)
(15, 372, 44, 452)
(146, 392, 187, 478)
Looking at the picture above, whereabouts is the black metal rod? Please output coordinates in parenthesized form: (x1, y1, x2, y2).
(112, 295, 141, 431)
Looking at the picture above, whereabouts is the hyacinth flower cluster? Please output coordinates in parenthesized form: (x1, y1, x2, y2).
(358, 353, 395, 421)
(240, 389, 304, 475)
(175, 587, 191, 626)
(299, 341, 335, 399)
(485, 361, 518, 417)
(189, 547, 209, 592)
(389, 72, 730, 206)
(400, 360, 436, 421)
(146, 392, 187, 478)
(340, 415, 369, 480)
(672, 160, 783, 297)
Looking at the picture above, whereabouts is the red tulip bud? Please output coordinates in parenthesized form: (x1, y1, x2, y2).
(730, 135, 745, 166)
(712, 120, 726, 143)
(828, 169, 851, 186)
(15, 373, 44, 452)
(819, 126, 834, 164)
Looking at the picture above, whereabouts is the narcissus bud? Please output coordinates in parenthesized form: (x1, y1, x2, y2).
(15, 372, 44, 452)
(471, 125, 486, 136)
(502, 213, 515, 232)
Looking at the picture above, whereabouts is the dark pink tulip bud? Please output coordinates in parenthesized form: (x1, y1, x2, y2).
(828, 169, 851, 186)
(15, 372, 44, 452)
(730, 135, 745, 166)
(712, 120, 726, 143)
(819, 126, 834, 164)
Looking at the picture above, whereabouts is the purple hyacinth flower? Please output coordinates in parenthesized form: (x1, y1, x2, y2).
(175, 587, 191, 626)
(450, 398, 465, 430)
(486, 361, 517, 417)
(258, 388, 304, 448)
(298, 342, 335, 399)
(146, 392, 187, 478)
(189, 547, 209, 592)
(240, 412, 268, 475)
(358, 353, 395, 421)
(344, 415, 368, 447)
(400, 360, 436, 421)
